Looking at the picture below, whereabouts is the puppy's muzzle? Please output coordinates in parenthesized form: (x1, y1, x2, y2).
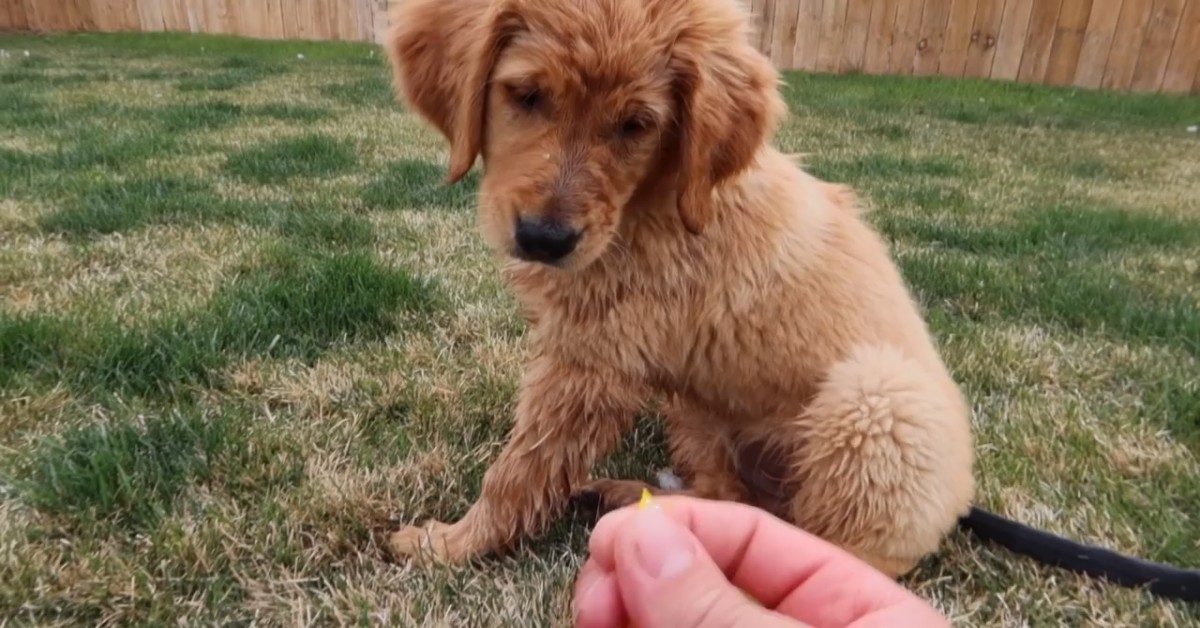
(514, 218, 580, 264)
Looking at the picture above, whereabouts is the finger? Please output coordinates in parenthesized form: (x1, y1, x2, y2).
(589, 496, 930, 625)
(573, 559, 626, 628)
(610, 505, 809, 628)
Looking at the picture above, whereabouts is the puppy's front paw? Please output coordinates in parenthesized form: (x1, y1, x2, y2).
(388, 520, 459, 564)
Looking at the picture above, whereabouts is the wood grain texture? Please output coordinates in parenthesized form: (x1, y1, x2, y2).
(840, 0, 874, 72)
(939, 0, 979, 76)
(770, 0, 803, 67)
(1130, 0, 1187, 90)
(962, 0, 1007, 78)
(22, 0, 49, 30)
(815, 0, 849, 72)
(991, 0, 1035, 79)
(10, 0, 30, 31)
(1073, 0, 1126, 88)
(160, 0, 185, 32)
(136, 0, 164, 31)
(1160, 0, 1200, 91)
(750, 0, 769, 52)
(0, 1, 14, 31)
(792, 0, 825, 71)
(281, 0, 301, 39)
(889, 0, 928, 74)
(1045, 0, 1095, 85)
(1017, 0, 1065, 82)
(1103, 0, 1155, 89)
(371, 0, 391, 44)
(913, 0, 951, 76)
(862, 0, 901, 74)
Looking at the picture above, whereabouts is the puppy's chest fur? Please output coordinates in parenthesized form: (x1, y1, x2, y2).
(505, 208, 837, 422)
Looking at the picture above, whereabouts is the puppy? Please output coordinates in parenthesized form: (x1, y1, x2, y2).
(384, 0, 974, 578)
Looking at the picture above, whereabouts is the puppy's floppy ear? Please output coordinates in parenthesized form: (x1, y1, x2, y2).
(385, 0, 523, 184)
(669, 9, 786, 234)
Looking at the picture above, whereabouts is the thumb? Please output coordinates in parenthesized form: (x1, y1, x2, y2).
(612, 507, 807, 628)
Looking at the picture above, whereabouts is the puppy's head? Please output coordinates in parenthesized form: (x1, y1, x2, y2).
(386, 0, 784, 270)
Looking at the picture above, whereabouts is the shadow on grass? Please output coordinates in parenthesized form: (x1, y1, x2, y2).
(875, 202, 1200, 257)
(900, 251, 1198, 359)
(782, 71, 1200, 132)
(807, 152, 973, 183)
(319, 75, 398, 108)
(0, 246, 441, 399)
(10, 405, 305, 532)
(224, 133, 358, 184)
(36, 172, 377, 249)
(174, 57, 283, 93)
(361, 159, 480, 211)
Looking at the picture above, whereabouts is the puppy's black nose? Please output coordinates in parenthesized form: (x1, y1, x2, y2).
(514, 218, 580, 263)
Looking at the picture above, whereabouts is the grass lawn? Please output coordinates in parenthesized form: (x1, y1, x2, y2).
(1, 32, 1198, 626)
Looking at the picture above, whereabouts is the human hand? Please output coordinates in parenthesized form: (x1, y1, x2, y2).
(572, 495, 949, 628)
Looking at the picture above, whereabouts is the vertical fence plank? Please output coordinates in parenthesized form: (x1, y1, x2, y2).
(1045, 0, 1095, 85)
(1131, 0, 1187, 91)
(770, 0, 802, 67)
(340, 0, 360, 40)
(372, 0, 391, 44)
(1073, 0, 1125, 88)
(889, 0, 927, 74)
(840, 0, 873, 72)
(939, 0, 979, 76)
(21, 0, 45, 30)
(792, 0, 824, 71)
(862, 0, 900, 74)
(137, 0, 166, 32)
(158, 0, 177, 31)
(92, 0, 115, 31)
(116, 0, 141, 31)
(66, 0, 94, 31)
(815, 0, 848, 72)
(282, 0, 300, 39)
(0, 1, 15, 31)
(1017, 0, 1064, 83)
(1103, 0, 1155, 89)
(962, 0, 1007, 78)
(309, 0, 328, 40)
(356, 0, 374, 42)
(8, 0, 28, 30)
(1160, 0, 1200, 92)
(991, 0, 1035, 79)
(912, 0, 951, 75)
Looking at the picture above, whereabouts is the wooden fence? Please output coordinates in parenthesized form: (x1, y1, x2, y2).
(750, 0, 1200, 94)
(0, 0, 392, 44)
(2, 0, 1198, 94)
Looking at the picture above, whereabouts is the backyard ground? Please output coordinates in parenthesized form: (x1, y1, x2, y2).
(0, 32, 1197, 626)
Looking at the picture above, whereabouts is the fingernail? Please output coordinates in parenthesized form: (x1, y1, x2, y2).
(632, 507, 694, 578)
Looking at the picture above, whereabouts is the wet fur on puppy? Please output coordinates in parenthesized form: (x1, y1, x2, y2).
(384, 0, 975, 578)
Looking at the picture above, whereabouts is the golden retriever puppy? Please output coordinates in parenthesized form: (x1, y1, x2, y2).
(384, 0, 975, 578)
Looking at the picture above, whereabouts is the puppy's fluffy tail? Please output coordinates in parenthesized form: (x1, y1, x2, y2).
(958, 506, 1200, 602)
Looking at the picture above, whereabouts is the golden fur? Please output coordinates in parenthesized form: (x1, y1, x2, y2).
(384, 0, 975, 578)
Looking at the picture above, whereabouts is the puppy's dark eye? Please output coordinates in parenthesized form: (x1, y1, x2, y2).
(511, 87, 541, 112)
(619, 116, 649, 138)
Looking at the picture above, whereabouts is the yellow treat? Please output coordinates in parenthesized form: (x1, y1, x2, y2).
(637, 488, 655, 510)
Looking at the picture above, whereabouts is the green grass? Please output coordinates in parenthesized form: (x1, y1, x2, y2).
(0, 32, 1198, 626)
(224, 133, 358, 183)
